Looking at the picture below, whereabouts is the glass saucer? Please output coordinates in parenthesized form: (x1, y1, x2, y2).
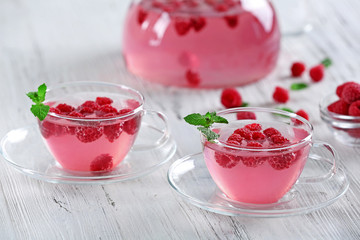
(0, 121, 176, 184)
(167, 153, 349, 217)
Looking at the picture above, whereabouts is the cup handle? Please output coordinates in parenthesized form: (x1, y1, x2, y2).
(131, 109, 171, 151)
(296, 141, 337, 184)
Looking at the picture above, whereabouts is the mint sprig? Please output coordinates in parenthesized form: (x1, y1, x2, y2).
(290, 83, 308, 91)
(26, 83, 50, 121)
(184, 112, 228, 141)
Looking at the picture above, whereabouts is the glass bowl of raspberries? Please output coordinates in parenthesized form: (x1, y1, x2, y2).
(320, 81, 360, 146)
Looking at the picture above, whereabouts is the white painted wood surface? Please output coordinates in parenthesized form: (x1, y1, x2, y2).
(1, 0, 360, 239)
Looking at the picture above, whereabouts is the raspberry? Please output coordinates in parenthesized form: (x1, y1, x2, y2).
(234, 128, 252, 140)
(245, 123, 262, 131)
(273, 86, 289, 103)
(227, 140, 241, 146)
(221, 88, 242, 108)
(174, 17, 192, 36)
(39, 121, 67, 139)
(186, 70, 201, 86)
(309, 64, 325, 82)
(49, 107, 61, 114)
(268, 153, 296, 170)
(75, 126, 104, 143)
(79, 107, 95, 114)
(291, 62, 306, 77)
(327, 100, 349, 115)
(68, 111, 85, 118)
(294, 109, 309, 125)
(247, 141, 262, 148)
(80, 101, 99, 111)
(270, 134, 290, 145)
(224, 15, 238, 28)
(96, 104, 118, 117)
(341, 82, 360, 104)
(349, 100, 360, 116)
(241, 157, 266, 167)
(215, 3, 228, 12)
(137, 8, 147, 25)
(191, 17, 206, 32)
(96, 97, 113, 106)
(126, 99, 141, 109)
(251, 131, 266, 141)
(263, 127, 280, 137)
(227, 133, 244, 144)
(336, 81, 357, 98)
(119, 109, 141, 135)
(236, 111, 256, 120)
(56, 103, 75, 114)
(104, 123, 123, 142)
(215, 152, 239, 168)
(90, 154, 113, 172)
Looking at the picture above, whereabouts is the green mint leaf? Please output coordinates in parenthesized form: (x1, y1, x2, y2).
(241, 102, 249, 107)
(27, 83, 49, 121)
(26, 92, 40, 103)
(211, 115, 229, 124)
(37, 83, 47, 102)
(184, 113, 207, 126)
(290, 83, 308, 91)
(197, 127, 219, 141)
(30, 103, 50, 121)
(321, 58, 332, 68)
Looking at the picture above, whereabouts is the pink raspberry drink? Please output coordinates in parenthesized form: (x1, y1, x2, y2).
(38, 82, 144, 172)
(123, 0, 280, 88)
(202, 108, 314, 204)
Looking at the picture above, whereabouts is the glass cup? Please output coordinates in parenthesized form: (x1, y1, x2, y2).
(201, 107, 337, 204)
(38, 81, 168, 172)
(122, 0, 280, 88)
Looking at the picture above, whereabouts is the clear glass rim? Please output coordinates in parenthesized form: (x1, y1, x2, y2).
(45, 81, 145, 122)
(205, 107, 313, 152)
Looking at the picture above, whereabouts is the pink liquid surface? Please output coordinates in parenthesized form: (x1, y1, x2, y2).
(203, 122, 311, 204)
(123, 0, 280, 88)
(39, 97, 142, 172)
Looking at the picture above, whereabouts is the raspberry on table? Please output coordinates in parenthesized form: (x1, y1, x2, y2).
(291, 62, 306, 77)
(96, 97, 113, 106)
(245, 123, 262, 131)
(327, 100, 349, 115)
(90, 154, 114, 172)
(263, 127, 280, 137)
(341, 82, 360, 104)
(336, 81, 357, 98)
(294, 109, 309, 124)
(309, 64, 325, 82)
(273, 86, 289, 103)
(221, 88, 242, 108)
(349, 100, 360, 116)
(236, 111, 256, 120)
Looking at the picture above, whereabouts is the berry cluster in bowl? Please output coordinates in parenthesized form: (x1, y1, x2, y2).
(320, 81, 360, 146)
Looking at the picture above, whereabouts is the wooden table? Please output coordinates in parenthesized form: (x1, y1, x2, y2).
(1, 0, 359, 239)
